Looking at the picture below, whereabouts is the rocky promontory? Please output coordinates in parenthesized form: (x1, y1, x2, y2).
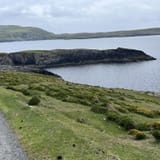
(0, 48, 156, 75)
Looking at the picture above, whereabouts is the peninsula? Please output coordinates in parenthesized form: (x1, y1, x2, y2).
(0, 48, 155, 74)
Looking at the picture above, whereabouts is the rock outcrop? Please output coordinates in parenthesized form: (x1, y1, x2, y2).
(0, 48, 156, 75)
(6, 48, 156, 66)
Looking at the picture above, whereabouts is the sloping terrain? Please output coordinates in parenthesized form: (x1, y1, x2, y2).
(55, 27, 160, 39)
(0, 71, 160, 160)
(0, 25, 160, 42)
(0, 25, 55, 42)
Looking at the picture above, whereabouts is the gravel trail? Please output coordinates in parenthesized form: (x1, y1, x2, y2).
(0, 112, 27, 160)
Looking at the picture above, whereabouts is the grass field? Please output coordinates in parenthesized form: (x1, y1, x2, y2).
(0, 71, 160, 160)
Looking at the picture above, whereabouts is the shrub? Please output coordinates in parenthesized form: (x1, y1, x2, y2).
(118, 116, 135, 130)
(57, 156, 63, 160)
(91, 106, 108, 114)
(21, 89, 31, 96)
(152, 121, 160, 130)
(136, 123, 151, 131)
(28, 96, 40, 105)
(6, 86, 18, 91)
(126, 106, 155, 118)
(107, 112, 135, 130)
(76, 118, 87, 124)
(152, 130, 160, 141)
(135, 131, 147, 140)
(128, 129, 140, 135)
(107, 112, 119, 121)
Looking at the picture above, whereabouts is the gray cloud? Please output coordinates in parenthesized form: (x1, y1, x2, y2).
(0, 0, 160, 33)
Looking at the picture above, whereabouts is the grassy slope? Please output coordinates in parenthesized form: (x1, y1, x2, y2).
(0, 25, 55, 42)
(1, 25, 160, 42)
(55, 28, 160, 39)
(0, 71, 160, 159)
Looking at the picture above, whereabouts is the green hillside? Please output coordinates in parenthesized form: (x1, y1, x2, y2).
(0, 71, 160, 160)
(55, 28, 160, 39)
(0, 25, 55, 42)
(0, 25, 160, 42)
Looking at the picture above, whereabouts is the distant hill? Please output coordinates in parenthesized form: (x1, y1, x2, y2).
(0, 25, 55, 42)
(55, 27, 160, 39)
(0, 25, 160, 42)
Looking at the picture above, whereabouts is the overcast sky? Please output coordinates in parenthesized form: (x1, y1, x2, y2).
(0, 0, 160, 33)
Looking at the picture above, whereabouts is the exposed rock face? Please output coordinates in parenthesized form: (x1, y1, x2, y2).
(0, 48, 156, 75)
(0, 54, 13, 65)
(6, 48, 156, 67)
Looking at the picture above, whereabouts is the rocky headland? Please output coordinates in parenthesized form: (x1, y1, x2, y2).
(0, 48, 156, 75)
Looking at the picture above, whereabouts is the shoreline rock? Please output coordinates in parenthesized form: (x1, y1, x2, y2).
(0, 48, 156, 77)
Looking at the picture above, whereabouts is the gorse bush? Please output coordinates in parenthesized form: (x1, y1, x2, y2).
(128, 129, 140, 135)
(107, 112, 119, 121)
(152, 121, 160, 130)
(135, 131, 147, 140)
(128, 129, 147, 140)
(28, 96, 40, 105)
(152, 130, 160, 141)
(119, 116, 135, 130)
(106, 112, 135, 130)
(126, 106, 156, 118)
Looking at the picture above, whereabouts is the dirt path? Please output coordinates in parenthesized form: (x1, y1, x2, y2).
(0, 112, 27, 160)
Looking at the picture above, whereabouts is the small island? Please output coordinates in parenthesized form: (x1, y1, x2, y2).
(0, 48, 156, 75)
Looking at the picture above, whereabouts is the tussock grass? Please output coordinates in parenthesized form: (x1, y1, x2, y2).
(0, 71, 160, 159)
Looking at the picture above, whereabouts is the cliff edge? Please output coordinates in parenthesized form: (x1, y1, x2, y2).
(0, 48, 156, 74)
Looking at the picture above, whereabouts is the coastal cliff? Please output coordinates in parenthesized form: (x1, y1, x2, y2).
(0, 48, 156, 74)
(6, 48, 156, 66)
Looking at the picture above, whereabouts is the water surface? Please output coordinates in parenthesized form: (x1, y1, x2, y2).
(0, 36, 159, 92)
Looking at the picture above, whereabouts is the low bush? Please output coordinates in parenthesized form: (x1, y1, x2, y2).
(152, 130, 160, 141)
(6, 86, 19, 91)
(129, 129, 148, 140)
(118, 116, 135, 130)
(6, 86, 31, 96)
(136, 123, 151, 131)
(76, 118, 87, 124)
(107, 112, 135, 130)
(21, 89, 31, 96)
(152, 121, 160, 130)
(28, 96, 40, 105)
(91, 106, 108, 114)
(126, 106, 155, 118)
(107, 112, 118, 121)
(135, 131, 147, 140)
(128, 129, 140, 135)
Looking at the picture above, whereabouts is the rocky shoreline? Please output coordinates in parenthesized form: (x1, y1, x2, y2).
(0, 48, 156, 76)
